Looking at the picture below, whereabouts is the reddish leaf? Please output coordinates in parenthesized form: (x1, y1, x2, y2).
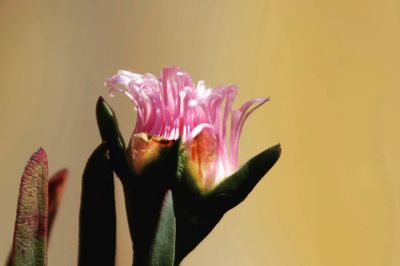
(48, 169, 68, 236)
(10, 148, 49, 266)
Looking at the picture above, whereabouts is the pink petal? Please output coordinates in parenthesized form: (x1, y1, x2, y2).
(230, 97, 269, 167)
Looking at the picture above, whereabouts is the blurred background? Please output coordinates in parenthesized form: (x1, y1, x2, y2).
(1, 0, 400, 265)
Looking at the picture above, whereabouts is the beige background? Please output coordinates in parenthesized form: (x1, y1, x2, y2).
(1, 0, 400, 265)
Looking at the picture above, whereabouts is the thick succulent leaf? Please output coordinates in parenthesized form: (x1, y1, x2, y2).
(173, 201, 223, 265)
(96, 96, 132, 181)
(96, 97, 125, 147)
(173, 144, 281, 264)
(7, 154, 68, 266)
(126, 138, 181, 266)
(48, 169, 68, 236)
(148, 190, 176, 266)
(96, 98, 181, 265)
(10, 148, 49, 266)
(206, 143, 281, 211)
(79, 144, 116, 266)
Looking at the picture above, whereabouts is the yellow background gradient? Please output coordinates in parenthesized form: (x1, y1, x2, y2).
(1, 0, 400, 265)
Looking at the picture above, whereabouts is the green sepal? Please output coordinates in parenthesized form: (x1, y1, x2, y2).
(148, 190, 176, 266)
(78, 143, 116, 266)
(125, 138, 181, 266)
(174, 149, 203, 197)
(96, 96, 133, 181)
(172, 144, 281, 264)
(205, 143, 281, 211)
(95, 99, 181, 265)
(172, 198, 224, 265)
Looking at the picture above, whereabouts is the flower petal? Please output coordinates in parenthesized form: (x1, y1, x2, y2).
(230, 97, 269, 167)
(106, 67, 269, 186)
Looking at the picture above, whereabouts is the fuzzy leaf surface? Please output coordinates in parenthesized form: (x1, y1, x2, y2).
(10, 148, 49, 266)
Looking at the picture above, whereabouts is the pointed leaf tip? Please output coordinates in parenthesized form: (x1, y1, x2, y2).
(95, 97, 133, 183)
(96, 96, 118, 142)
(148, 190, 176, 266)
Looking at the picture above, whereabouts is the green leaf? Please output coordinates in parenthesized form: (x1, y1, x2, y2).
(148, 190, 176, 266)
(10, 148, 49, 266)
(96, 96, 124, 147)
(173, 144, 281, 264)
(173, 201, 223, 265)
(206, 143, 281, 211)
(125, 138, 181, 266)
(96, 96, 132, 181)
(79, 144, 116, 266)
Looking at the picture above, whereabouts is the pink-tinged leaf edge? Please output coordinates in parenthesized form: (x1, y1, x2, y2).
(9, 148, 49, 266)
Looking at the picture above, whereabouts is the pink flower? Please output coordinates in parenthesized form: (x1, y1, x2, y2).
(106, 67, 268, 190)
